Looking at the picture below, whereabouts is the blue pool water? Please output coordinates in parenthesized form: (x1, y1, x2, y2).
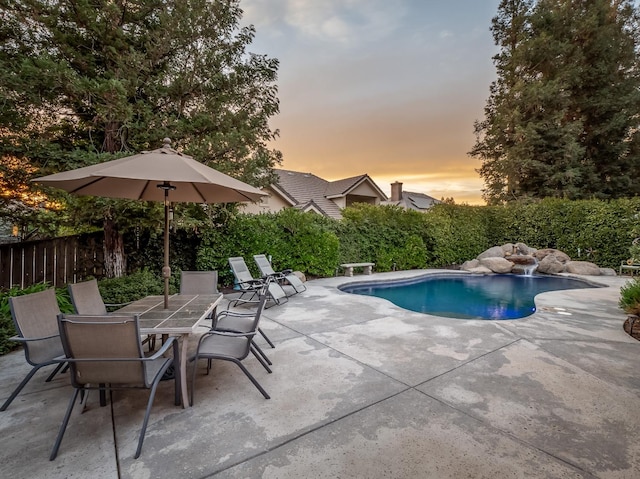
(339, 274, 597, 320)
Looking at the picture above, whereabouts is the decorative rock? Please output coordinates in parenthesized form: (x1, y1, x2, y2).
(599, 268, 617, 276)
(461, 259, 480, 270)
(505, 254, 536, 266)
(477, 246, 505, 260)
(565, 261, 601, 275)
(467, 265, 493, 274)
(292, 271, 307, 282)
(516, 242, 535, 255)
(479, 257, 514, 273)
(501, 243, 515, 255)
(537, 254, 566, 274)
(533, 248, 570, 263)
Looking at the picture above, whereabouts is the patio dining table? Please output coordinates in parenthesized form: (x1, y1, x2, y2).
(115, 293, 223, 408)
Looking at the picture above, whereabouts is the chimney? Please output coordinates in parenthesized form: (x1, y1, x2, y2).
(391, 181, 403, 202)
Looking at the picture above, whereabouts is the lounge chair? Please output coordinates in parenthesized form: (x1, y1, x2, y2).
(1, 289, 66, 411)
(50, 314, 180, 460)
(253, 254, 306, 295)
(228, 256, 287, 308)
(190, 295, 271, 405)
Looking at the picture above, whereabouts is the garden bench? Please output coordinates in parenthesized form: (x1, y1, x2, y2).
(620, 262, 640, 276)
(340, 262, 375, 277)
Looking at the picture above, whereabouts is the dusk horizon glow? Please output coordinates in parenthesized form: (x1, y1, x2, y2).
(242, 0, 501, 205)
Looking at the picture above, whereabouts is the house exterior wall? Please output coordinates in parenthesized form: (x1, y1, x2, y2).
(240, 188, 291, 214)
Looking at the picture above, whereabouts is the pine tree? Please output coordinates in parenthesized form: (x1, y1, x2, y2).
(471, 0, 640, 204)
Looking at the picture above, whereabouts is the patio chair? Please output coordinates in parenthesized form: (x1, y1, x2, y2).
(191, 295, 271, 406)
(228, 256, 287, 308)
(68, 278, 130, 315)
(253, 254, 306, 295)
(50, 314, 180, 460)
(68, 278, 154, 350)
(1, 289, 66, 412)
(180, 270, 219, 295)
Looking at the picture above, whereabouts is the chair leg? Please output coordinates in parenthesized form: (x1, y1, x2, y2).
(134, 367, 167, 459)
(171, 341, 181, 407)
(250, 346, 272, 373)
(251, 342, 272, 366)
(1, 365, 41, 411)
(258, 327, 275, 348)
(45, 362, 66, 382)
(99, 385, 107, 407)
(234, 360, 270, 399)
(190, 354, 201, 407)
(50, 388, 80, 460)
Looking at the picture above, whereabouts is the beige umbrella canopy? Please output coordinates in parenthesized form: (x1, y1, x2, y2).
(33, 138, 266, 308)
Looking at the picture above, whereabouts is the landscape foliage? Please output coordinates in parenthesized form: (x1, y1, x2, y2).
(2, 197, 639, 354)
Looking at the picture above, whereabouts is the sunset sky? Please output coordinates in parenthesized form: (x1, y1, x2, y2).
(242, 0, 501, 205)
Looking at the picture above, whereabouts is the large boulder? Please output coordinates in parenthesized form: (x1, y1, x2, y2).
(479, 257, 514, 273)
(533, 248, 571, 263)
(505, 254, 536, 266)
(477, 246, 505, 260)
(467, 265, 493, 274)
(515, 242, 536, 255)
(565, 261, 601, 276)
(537, 254, 566, 274)
(599, 267, 617, 276)
(460, 259, 480, 270)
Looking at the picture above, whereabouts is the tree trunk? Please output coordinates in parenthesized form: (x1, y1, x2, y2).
(103, 216, 126, 278)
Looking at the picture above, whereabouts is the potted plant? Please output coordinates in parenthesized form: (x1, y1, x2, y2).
(619, 276, 640, 340)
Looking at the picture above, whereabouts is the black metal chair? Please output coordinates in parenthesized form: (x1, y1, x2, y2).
(1, 289, 66, 411)
(50, 314, 180, 460)
(191, 295, 271, 406)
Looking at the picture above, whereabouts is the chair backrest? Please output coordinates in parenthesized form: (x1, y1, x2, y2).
(9, 289, 63, 365)
(253, 254, 276, 276)
(228, 257, 255, 288)
(57, 314, 147, 387)
(180, 271, 219, 294)
(68, 279, 108, 315)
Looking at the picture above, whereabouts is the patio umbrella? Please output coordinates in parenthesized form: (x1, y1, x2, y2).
(33, 138, 266, 308)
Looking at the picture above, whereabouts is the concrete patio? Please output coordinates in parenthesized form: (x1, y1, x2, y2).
(1, 269, 639, 479)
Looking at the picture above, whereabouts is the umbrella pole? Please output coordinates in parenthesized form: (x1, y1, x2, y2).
(162, 187, 171, 309)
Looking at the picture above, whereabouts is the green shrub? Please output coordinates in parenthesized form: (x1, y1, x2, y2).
(620, 277, 640, 315)
(97, 269, 168, 305)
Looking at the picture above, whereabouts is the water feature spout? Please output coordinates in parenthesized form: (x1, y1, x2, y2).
(523, 258, 539, 276)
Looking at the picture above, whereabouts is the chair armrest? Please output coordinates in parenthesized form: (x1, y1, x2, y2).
(204, 329, 256, 339)
(145, 337, 176, 359)
(281, 269, 293, 275)
(9, 333, 59, 343)
(215, 310, 255, 320)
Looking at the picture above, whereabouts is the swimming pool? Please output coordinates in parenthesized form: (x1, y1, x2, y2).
(339, 273, 598, 320)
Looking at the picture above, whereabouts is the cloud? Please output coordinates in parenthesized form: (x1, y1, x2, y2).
(242, 0, 408, 45)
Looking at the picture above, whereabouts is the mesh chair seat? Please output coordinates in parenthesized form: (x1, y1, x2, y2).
(1, 289, 66, 411)
(50, 314, 180, 460)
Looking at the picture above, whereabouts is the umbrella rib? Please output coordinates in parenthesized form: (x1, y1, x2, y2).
(138, 180, 153, 200)
(67, 177, 103, 194)
(192, 184, 207, 203)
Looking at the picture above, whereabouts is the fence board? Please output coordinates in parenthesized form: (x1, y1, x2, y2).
(0, 232, 104, 290)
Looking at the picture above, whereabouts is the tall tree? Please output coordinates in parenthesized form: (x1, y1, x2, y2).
(0, 0, 281, 276)
(470, 0, 640, 204)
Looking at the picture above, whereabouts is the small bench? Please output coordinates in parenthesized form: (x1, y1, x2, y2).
(340, 262, 375, 277)
(620, 263, 640, 276)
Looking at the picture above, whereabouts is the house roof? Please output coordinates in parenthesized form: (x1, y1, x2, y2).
(381, 191, 440, 211)
(272, 169, 386, 219)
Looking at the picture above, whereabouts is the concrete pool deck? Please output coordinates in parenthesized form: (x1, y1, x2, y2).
(1, 269, 639, 478)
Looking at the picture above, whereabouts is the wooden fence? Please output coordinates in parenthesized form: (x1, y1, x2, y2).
(0, 232, 104, 290)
